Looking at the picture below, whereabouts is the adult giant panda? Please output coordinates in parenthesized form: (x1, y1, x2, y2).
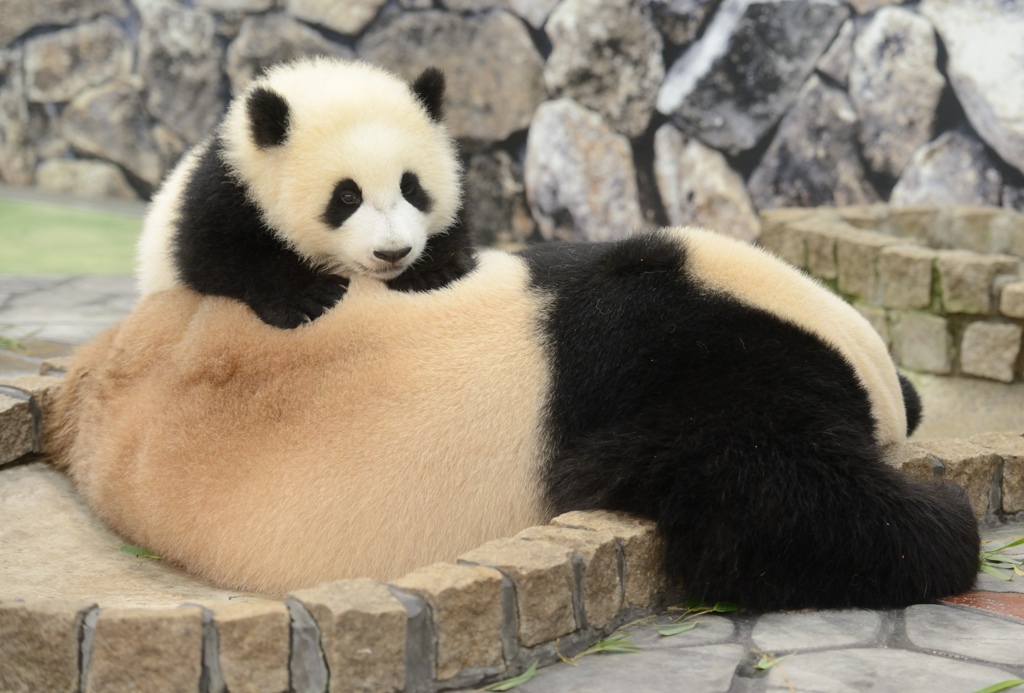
(136, 58, 474, 329)
(50, 225, 980, 610)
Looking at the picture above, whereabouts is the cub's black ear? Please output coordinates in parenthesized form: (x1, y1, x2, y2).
(247, 86, 290, 149)
(411, 67, 446, 122)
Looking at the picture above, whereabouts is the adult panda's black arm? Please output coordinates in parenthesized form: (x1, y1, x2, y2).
(172, 141, 349, 329)
(386, 207, 477, 293)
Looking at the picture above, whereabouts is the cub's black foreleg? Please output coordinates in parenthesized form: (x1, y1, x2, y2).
(387, 214, 476, 293)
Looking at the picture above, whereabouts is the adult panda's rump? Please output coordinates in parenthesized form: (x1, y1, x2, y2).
(523, 228, 979, 611)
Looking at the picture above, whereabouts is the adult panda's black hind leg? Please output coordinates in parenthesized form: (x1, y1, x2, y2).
(547, 421, 980, 611)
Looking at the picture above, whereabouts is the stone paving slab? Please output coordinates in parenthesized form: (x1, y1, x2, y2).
(0, 462, 257, 607)
(0, 275, 136, 345)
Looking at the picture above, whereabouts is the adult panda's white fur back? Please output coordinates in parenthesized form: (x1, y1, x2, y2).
(136, 58, 472, 329)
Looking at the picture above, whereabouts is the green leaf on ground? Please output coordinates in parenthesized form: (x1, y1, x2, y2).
(979, 537, 1024, 580)
(658, 621, 699, 636)
(754, 653, 795, 671)
(481, 661, 538, 691)
(971, 680, 1024, 693)
(114, 545, 162, 559)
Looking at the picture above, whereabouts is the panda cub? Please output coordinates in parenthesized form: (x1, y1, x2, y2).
(136, 58, 473, 329)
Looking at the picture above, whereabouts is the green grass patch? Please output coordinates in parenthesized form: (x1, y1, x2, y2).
(0, 197, 142, 275)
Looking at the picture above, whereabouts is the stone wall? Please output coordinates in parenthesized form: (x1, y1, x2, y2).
(2, 0, 1023, 246)
(3, 357, 1024, 691)
(760, 205, 1024, 383)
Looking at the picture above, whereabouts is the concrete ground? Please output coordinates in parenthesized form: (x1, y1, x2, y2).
(1, 269, 1023, 691)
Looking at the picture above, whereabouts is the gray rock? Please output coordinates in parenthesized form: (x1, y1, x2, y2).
(653, 123, 759, 242)
(465, 149, 536, 247)
(35, 160, 140, 200)
(225, 13, 351, 96)
(848, 0, 909, 12)
(360, 10, 545, 143)
(545, 0, 664, 138)
(137, 0, 225, 145)
(849, 7, 945, 179)
(748, 75, 877, 209)
(0, 48, 36, 186)
(891, 129, 1003, 207)
(657, 0, 849, 155)
(889, 310, 952, 374)
(921, 0, 1024, 173)
(524, 99, 644, 243)
(519, 644, 746, 693)
(1005, 183, 1024, 213)
(647, 0, 722, 48)
(286, 0, 388, 36)
(195, 0, 273, 10)
(0, 0, 128, 46)
(442, 0, 561, 29)
(752, 610, 881, 652)
(61, 77, 163, 188)
(815, 18, 854, 87)
(906, 604, 1024, 666)
(765, 648, 1020, 692)
(23, 17, 131, 104)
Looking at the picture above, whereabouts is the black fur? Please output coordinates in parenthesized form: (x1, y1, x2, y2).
(173, 141, 348, 329)
(899, 373, 923, 435)
(411, 67, 446, 122)
(247, 87, 290, 149)
(400, 172, 433, 213)
(521, 232, 979, 611)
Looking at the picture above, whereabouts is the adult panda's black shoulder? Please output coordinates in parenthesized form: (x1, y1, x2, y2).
(520, 228, 980, 611)
(136, 58, 474, 329)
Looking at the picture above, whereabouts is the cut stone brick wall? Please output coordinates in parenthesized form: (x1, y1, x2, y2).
(760, 205, 1024, 383)
(2, 328, 1023, 691)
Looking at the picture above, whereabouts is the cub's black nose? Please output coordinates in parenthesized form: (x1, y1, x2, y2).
(373, 247, 412, 263)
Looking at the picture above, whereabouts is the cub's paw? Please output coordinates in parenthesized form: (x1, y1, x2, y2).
(250, 274, 349, 329)
(387, 248, 477, 293)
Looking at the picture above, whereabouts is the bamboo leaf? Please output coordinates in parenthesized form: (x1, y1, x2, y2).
(658, 622, 699, 636)
(980, 564, 1013, 581)
(113, 545, 162, 560)
(481, 661, 538, 691)
(971, 679, 1024, 693)
(713, 601, 740, 612)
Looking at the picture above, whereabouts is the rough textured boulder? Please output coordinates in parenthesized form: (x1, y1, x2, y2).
(285, 0, 388, 35)
(442, 0, 560, 28)
(35, 159, 139, 200)
(225, 13, 350, 96)
(891, 129, 1003, 207)
(657, 0, 849, 154)
(648, 0, 721, 48)
(749, 75, 877, 209)
(849, 7, 944, 180)
(653, 123, 760, 242)
(61, 77, 163, 188)
(137, 0, 225, 145)
(0, 0, 127, 46)
(815, 18, 854, 87)
(465, 150, 536, 247)
(23, 17, 131, 104)
(921, 0, 1024, 173)
(524, 99, 644, 243)
(360, 10, 545, 143)
(545, 0, 664, 137)
(0, 48, 35, 185)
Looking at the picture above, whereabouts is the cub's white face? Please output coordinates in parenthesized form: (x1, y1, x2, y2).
(220, 59, 461, 279)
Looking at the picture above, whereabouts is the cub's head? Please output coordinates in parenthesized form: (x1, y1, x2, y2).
(220, 58, 461, 281)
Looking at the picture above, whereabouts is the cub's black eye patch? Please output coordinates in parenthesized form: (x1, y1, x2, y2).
(400, 172, 433, 213)
(322, 179, 363, 228)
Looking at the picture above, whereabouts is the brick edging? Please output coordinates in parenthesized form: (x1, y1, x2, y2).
(760, 204, 1024, 382)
